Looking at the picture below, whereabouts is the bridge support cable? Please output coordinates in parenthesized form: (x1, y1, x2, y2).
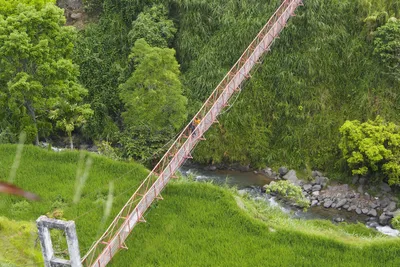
(81, 0, 303, 266)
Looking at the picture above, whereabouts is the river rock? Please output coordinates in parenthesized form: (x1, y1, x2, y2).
(379, 182, 392, 193)
(324, 200, 333, 208)
(369, 202, 379, 209)
(343, 204, 349, 209)
(312, 191, 320, 196)
(334, 217, 345, 223)
(311, 200, 318, 206)
(356, 208, 362, 214)
(238, 189, 247, 196)
(278, 167, 289, 176)
(312, 184, 322, 191)
(357, 185, 364, 194)
(70, 12, 83, 19)
(312, 170, 323, 177)
(348, 205, 357, 211)
(380, 198, 390, 208)
(303, 184, 312, 191)
(314, 176, 328, 187)
(282, 170, 300, 185)
(386, 209, 400, 218)
(385, 202, 397, 212)
(361, 208, 369, 214)
(379, 213, 392, 225)
(368, 209, 377, 217)
(352, 176, 359, 185)
(335, 199, 347, 208)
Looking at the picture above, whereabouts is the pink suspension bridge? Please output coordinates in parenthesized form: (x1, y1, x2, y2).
(81, 0, 303, 265)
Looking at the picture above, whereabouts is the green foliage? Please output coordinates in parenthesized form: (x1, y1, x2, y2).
(120, 39, 187, 131)
(118, 125, 173, 162)
(0, 3, 90, 144)
(373, 18, 400, 81)
(72, 13, 131, 140)
(49, 100, 94, 149)
(96, 140, 121, 161)
(190, 0, 400, 170)
(265, 180, 310, 209)
(339, 116, 400, 185)
(0, 0, 55, 15)
(128, 4, 176, 48)
(392, 214, 400, 230)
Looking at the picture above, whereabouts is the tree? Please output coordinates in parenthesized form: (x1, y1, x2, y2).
(373, 18, 400, 81)
(49, 100, 93, 149)
(339, 116, 400, 185)
(0, 3, 91, 144)
(120, 39, 187, 131)
(128, 4, 176, 48)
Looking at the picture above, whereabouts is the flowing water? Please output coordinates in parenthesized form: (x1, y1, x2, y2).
(179, 165, 400, 237)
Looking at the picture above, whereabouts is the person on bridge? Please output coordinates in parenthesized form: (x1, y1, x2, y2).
(189, 117, 201, 137)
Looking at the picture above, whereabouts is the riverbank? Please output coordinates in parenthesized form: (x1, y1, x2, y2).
(183, 162, 400, 235)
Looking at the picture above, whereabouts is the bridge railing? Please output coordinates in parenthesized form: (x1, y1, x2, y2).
(81, 0, 302, 266)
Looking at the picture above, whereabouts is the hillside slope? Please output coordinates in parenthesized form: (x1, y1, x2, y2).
(1, 146, 399, 266)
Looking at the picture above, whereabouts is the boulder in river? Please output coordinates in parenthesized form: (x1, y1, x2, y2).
(379, 213, 392, 225)
(385, 202, 397, 212)
(312, 191, 320, 196)
(303, 184, 312, 191)
(314, 176, 328, 187)
(282, 170, 300, 185)
(312, 184, 322, 191)
(312, 170, 323, 177)
(336, 199, 347, 208)
(311, 200, 318, 206)
(324, 200, 333, 208)
(368, 209, 377, 217)
(362, 208, 369, 214)
(278, 167, 288, 176)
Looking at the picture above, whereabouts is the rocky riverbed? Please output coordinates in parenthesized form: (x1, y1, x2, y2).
(264, 167, 400, 230)
(183, 162, 400, 236)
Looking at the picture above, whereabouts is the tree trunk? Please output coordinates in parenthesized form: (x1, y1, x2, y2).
(69, 132, 74, 150)
(25, 101, 39, 146)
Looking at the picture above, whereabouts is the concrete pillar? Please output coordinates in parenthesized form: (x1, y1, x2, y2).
(36, 216, 82, 267)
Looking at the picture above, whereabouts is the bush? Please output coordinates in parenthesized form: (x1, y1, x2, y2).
(265, 180, 309, 209)
(392, 215, 400, 230)
(339, 116, 400, 185)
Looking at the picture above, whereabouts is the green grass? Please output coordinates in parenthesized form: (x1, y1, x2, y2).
(0, 144, 149, 265)
(111, 180, 400, 267)
(1, 145, 400, 266)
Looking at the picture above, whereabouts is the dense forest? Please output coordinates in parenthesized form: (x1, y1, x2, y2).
(1, 0, 400, 182)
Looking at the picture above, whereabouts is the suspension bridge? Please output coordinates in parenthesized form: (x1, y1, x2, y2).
(37, 0, 303, 266)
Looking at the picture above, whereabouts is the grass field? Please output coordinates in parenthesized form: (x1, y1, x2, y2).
(0, 144, 149, 266)
(0, 145, 400, 266)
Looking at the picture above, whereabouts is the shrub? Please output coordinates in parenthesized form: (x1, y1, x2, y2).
(265, 180, 309, 209)
(339, 116, 400, 185)
(392, 215, 400, 230)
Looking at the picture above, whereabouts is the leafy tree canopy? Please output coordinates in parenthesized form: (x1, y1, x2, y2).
(120, 39, 187, 131)
(128, 4, 176, 48)
(339, 116, 400, 185)
(0, 0, 55, 15)
(0, 3, 91, 144)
